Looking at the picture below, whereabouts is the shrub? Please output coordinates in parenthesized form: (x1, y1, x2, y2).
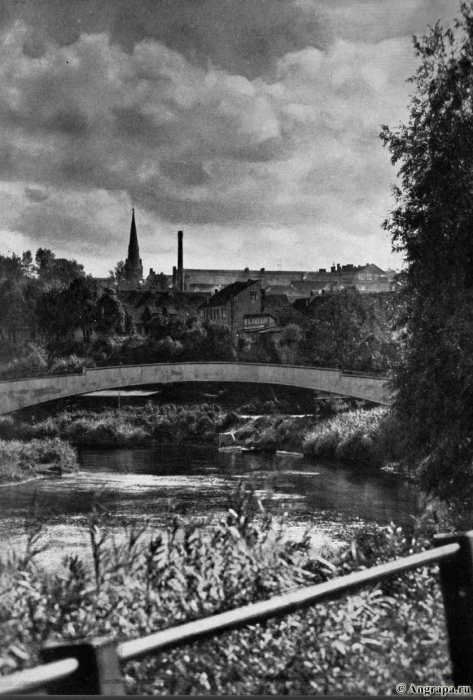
(0, 437, 79, 483)
(0, 343, 48, 379)
(0, 493, 450, 694)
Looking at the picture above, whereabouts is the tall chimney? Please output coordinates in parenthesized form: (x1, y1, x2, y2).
(177, 230, 184, 292)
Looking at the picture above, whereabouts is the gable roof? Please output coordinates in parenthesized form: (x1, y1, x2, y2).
(200, 279, 258, 308)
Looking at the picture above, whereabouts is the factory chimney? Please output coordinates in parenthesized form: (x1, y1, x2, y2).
(177, 230, 184, 292)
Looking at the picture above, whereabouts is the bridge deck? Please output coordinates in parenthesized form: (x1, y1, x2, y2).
(0, 362, 390, 415)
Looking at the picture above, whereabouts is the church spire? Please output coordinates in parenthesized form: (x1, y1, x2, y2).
(124, 207, 143, 284)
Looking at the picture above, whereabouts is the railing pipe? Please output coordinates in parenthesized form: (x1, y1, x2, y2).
(0, 540, 464, 695)
(435, 531, 473, 687)
(0, 658, 78, 696)
(118, 542, 459, 662)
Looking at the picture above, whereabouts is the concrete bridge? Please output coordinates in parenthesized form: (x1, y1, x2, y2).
(0, 362, 390, 415)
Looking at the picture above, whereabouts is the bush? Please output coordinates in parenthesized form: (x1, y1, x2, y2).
(0, 343, 48, 379)
(0, 493, 450, 694)
(49, 354, 95, 375)
(0, 437, 79, 483)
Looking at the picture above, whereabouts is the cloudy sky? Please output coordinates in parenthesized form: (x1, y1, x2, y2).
(0, 0, 460, 277)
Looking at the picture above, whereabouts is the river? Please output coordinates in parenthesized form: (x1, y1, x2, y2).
(0, 444, 420, 569)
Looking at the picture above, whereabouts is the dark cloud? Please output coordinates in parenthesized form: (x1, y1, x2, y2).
(113, 107, 169, 147)
(24, 187, 48, 202)
(1, 0, 329, 78)
(161, 160, 210, 187)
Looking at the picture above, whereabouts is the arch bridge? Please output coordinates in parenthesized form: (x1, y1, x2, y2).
(0, 362, 390, 415)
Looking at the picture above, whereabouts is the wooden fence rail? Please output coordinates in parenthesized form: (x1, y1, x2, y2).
(1, 532, 472, 695)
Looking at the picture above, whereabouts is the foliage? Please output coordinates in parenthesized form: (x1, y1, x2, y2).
(0, 280, 31, 344)
(109, 260, 126, 281)
(302, 288, 397, 372)
(303, 407, 403, 468)
(0, 404, 241, 447)
(0, 437, 79, 483)
(0, 343, 49, 379)
(380, 4, 473, 510)
(35, 248, 85, 288)
(92, 317, 238, 365)
(277, 323, 306, 364)
(232, 414, 317, 452)
(95, 288, 127, 336)
(0, 492, 451, 694)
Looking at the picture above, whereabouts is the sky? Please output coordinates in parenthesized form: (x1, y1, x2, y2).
(0, 0, 461, 277)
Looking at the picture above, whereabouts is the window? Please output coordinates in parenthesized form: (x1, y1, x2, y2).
(250, 291, 259, 302)
(222, 308, 227, 319)
(366, 273, 373, 280)
(358, 274, 365, 280)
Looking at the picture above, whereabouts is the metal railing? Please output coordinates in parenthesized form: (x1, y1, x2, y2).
(1, 531, 471, 695)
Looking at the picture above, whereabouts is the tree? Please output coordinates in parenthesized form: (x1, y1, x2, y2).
(0, 253, 27, 282)
(302, 289, 393, 371)
(35, 248, 84, 288)
(0, 279, 29, 343)
(278, 323, 305, 364)
(109, 260, 126, 281)
(380, 4, 473, 507)
(64, 277, 99, 343)
(96, 287, 127, 335)
(36, 276, 99, 347)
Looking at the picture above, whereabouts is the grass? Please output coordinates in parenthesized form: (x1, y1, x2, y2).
(0, 437, 79, 484)
(0, 404, 240, 447)
(233, 414, 316, 452)
(0, 402, 406, 474)
(0, 489, 451, 694)
(303, 406, 402, 468)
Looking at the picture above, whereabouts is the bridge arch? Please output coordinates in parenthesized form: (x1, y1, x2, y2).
(0, 362, 390, 415)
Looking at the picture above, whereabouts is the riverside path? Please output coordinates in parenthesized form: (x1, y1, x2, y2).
(0, 362, 390, 415)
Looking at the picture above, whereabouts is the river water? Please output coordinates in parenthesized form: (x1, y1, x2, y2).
(0, 444, 420, 569)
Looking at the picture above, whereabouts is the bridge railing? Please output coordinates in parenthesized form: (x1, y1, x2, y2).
(0, 361, 389, 385)
(1, 530, 472, 695)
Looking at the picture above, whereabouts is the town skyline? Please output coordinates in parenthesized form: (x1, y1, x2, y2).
(0, 0, 459, 277)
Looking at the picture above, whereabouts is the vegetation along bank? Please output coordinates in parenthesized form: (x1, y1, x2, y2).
(0, 437, 78, 485)
(0, 490, 450, 694)
(0, 399, 403, 478)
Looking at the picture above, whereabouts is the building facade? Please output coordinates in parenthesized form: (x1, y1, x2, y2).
(199, 279, 276, 333)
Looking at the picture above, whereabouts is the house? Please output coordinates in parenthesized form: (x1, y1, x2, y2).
(118, 288, 209, 335)
(199, 279, 275, 333)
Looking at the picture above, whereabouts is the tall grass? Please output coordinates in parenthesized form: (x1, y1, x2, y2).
(0, 404, 240, 447)
(0, 490, 450, 694)
(303, 407, 402, 468)
(234, 415, 316, 452)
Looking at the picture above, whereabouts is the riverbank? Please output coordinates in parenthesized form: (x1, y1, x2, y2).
(0, 437, 79, 484)
(0, 403, 403, 471)
(303, 406, 403, 469)
(0, 404, 318, 452)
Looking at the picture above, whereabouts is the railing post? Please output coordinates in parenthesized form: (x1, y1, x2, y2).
(40, 637, 125, 695)
(434, 530, 473, 687)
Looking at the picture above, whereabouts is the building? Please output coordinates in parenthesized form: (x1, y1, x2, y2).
(118, 216, 397, 302)
(146, 231, 396, 296)
(199, 279, 276, 334)
(123, 208, 143, 285)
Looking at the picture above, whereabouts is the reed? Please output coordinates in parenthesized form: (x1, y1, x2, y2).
(303, 407, 402, 468)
